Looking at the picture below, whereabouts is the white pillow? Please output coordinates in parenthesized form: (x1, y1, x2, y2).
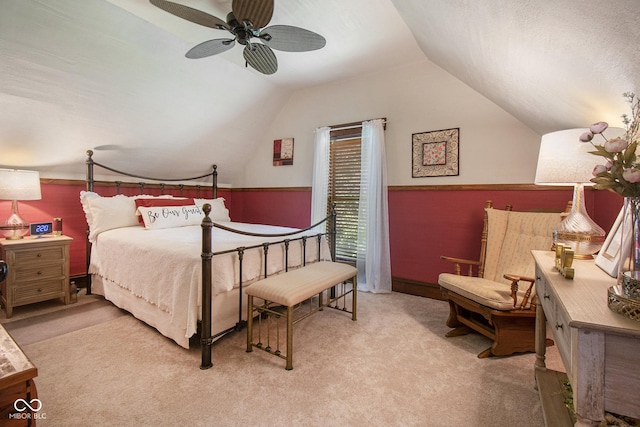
(193, 197, 230, 221)
(79, 191, 100, 229)
(138, 205, 204, 229)
(79, 192, 138, 242)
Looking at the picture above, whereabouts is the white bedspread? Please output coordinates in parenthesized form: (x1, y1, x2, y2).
(89, 222, 331, 343)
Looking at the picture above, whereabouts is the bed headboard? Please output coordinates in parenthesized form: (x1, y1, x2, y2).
(84, 150, 219, 295)
(85, 150, 217, 198)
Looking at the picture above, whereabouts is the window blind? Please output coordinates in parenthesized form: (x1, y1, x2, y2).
(328, 138, 361, 261)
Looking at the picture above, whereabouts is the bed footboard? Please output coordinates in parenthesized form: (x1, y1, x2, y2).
(199, 204, 337, 370)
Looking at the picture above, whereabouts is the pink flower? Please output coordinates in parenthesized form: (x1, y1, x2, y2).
(623, 169, 640, 183)
(592, 164, 608, 176)
(604, 137, 628, 153)
(590, 121, 609, 134)
(579, 131, 594, 142)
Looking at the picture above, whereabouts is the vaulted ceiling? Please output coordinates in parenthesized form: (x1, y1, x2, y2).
(1, 0, 638, 183)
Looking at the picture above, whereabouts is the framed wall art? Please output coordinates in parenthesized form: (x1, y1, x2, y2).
(273, 138, 294, 166)
(411, 128, 459, 177)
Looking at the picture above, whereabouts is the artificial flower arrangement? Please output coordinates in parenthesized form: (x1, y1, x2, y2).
(580, 92, 640, 198)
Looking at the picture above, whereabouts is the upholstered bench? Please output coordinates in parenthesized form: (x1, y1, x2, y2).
(245, 261, 357, 370)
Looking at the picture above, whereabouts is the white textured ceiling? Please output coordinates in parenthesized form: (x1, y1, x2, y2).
(391, 0, 640, 135)
(1, 0, 638, 184)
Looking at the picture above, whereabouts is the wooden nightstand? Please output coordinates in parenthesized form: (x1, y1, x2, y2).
(0, 235, 72, 318)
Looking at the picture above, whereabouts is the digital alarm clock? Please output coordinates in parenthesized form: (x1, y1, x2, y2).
(30, 222, 53, 236)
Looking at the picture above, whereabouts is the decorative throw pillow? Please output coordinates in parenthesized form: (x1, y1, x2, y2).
(137, 205, 205, 229)
(134, 198, 194, 224)
(193, 197, 231, 221)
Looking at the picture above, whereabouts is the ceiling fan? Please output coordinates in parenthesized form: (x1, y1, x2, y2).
(149, 0, 326, 75)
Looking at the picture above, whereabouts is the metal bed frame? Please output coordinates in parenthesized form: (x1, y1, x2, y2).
(84, 150, 337, 369)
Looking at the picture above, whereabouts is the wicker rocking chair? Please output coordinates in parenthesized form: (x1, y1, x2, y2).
(438, 200, 569, 358)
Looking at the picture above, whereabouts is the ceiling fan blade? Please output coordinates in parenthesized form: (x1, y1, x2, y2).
(186, 39, 236, 59)
(232, 0, 274, 29)
(260, 25, 326, 52)
(150, 0, 229, 30)
(243, 44, 277, 75)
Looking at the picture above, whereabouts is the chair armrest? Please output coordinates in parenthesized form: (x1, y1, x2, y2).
(440, 256, 481, 276)
(503, 273, 536, 309)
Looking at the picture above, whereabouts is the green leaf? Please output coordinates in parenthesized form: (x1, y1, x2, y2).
(588, 147, 614, 160)
(625, 141, 638, 164)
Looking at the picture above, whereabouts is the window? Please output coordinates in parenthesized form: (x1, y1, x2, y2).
(313, 118, 390, 292)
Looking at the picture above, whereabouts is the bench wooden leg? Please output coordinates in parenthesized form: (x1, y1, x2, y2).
(286, 305, 294, 370)
(246, 295, 253, 353)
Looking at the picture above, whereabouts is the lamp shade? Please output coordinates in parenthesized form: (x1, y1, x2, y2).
(535, 127, 625, 185)
(0, 169, 42, 201)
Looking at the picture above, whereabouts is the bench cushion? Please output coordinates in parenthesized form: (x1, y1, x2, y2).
(246, 261, 357, 306)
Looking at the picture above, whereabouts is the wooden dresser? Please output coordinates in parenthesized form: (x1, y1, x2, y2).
(0, 236, 72, 318)
(533, 250, 640, 426)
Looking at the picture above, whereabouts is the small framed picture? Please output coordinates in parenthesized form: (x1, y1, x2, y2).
(273, 138, 294, 166)
(595, 205, 631, 277)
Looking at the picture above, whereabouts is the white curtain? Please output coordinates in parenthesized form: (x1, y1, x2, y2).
(357, 119, 392, 293)
(310, 126, 330, 232)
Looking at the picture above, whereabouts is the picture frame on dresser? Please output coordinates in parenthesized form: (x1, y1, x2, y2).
(595, 205, 631, 277)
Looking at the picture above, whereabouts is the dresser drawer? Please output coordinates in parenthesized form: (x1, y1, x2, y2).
(12, 280, 65, 305)
(536, 267, 553, 318)
(13, 263, 64, 283)
(13, 246, 65, 265)
(537, 266, 571, 369)
(551, 296, 571, 368)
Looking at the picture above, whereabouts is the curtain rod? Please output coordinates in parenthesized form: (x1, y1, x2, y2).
(315, 119, 388, 133)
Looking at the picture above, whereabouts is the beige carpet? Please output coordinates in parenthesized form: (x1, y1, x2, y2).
(20, 292, 563, 427)
(2, 293, 125, 345)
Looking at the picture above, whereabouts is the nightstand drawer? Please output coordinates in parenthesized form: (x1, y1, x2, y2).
(13, 246, 65, 265)
(12, 280, 65, 304)
(14, 263, 64, 283)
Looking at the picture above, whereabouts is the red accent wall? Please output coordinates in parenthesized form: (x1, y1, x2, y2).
(388, 188, 619, 284)
(229, 190, 312, 229)
(0, 183, 231, 278)
(233, 187, 623, 285)
(0, 182, 88, 277)
(0, 182, 623, 286)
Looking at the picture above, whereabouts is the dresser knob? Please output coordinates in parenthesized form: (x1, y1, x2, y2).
(37, 253, 42, 257)
(543, 294, 550, 300)
(37, 288, 43, 292)
(37, 271, 43, 275)
(555, 323, 563, 330)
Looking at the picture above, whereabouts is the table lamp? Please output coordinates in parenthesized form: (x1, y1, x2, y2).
(535, 127, 624, 258)
(0, 169, 42, 239)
